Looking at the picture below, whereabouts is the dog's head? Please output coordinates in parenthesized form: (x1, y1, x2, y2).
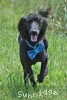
(18, 8, 50, 43)
(26, 13, 43, 42)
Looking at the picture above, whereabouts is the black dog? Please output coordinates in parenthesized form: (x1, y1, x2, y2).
(18, 8, 50, 87)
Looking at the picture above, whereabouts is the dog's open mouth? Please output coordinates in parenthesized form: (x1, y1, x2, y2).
(31, 35, 38, 42)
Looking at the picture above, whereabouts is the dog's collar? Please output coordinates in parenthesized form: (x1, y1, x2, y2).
(25, 40, 45, 60)
(25, 40, 39, 49)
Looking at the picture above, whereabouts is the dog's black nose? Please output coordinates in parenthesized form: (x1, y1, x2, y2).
(31, 31, 38, 35)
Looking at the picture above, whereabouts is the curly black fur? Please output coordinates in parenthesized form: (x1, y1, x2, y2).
(18, 9, 50, 87)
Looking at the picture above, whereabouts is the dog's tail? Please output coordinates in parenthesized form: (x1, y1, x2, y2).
(39, 7, 51, 18)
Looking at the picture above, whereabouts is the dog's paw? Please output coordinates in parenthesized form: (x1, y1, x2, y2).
(32, 81, 37, 87)
(37, 74, 44, 83)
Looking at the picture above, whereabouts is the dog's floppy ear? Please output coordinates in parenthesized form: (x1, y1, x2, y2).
(18, 17, 27, 39)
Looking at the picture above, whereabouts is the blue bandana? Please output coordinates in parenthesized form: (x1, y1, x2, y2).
(25, 40, 45, 60)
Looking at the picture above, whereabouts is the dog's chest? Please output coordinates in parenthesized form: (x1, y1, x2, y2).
(26, 45, 47, 64)
(20, 41, 47, 65)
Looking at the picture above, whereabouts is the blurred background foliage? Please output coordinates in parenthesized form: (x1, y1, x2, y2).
(0, 0, 67, 35)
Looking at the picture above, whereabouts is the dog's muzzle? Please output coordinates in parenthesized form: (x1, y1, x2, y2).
(30, 31, 39, 42)
(29, 21, 40, 42)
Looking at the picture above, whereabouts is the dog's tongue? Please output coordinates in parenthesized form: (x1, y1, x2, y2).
(31, 35, 37, 42)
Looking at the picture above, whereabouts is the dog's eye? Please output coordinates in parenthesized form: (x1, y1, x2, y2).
(36, 19, 41, 25)
(27, 19, 32, 23)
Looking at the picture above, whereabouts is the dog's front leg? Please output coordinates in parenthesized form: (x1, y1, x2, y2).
(37, 57, 48, 83)
(26, 66, 37, 87)
(23, 64, 36, 87)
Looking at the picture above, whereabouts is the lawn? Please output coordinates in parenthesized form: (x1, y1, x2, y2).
(0, 0, 67, 100)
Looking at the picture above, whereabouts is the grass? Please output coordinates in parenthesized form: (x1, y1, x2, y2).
(0, 0, 67, 100)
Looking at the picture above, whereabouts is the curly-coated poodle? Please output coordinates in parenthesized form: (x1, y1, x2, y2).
(18, 8, 50, 87)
